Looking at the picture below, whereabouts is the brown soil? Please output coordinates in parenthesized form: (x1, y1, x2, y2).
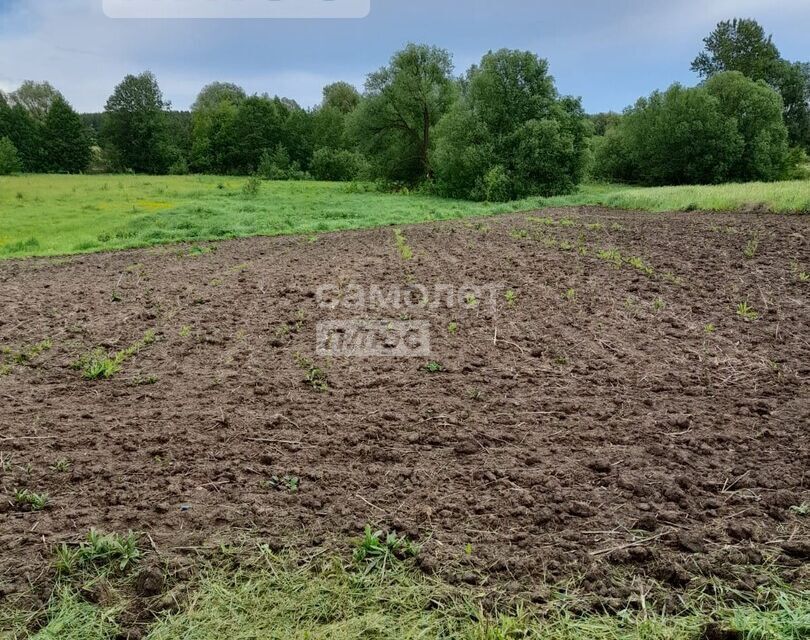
(1, 207, 808, 610)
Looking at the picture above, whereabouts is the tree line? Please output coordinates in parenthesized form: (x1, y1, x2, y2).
(1, 18, 808, 199)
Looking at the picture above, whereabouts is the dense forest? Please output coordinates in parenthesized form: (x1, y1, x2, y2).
(0, 18, 808, 200)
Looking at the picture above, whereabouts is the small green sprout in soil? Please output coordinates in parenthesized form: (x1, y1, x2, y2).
(353, 525, 418, 575)
(73, 329, 156, 380)
(393, 229, 413, 260)
(111, 290, 123, 302)
(510, 228, 528, 239)
(1, 339, 52, 374)
(262, 475, 300, 493)
(597, 248, 623, 267)
(464, 293, 479, 308)
(505, 289, 517, 306)
(789, 503, 809, 516)
(295, 353, 328, 392)
(467, 388, 482, 401)
(627, 256, 654, 277)
(179, 325, 192, 337)
(50, 458, 71, 473)
(704, 323, 716, 334)
(56, 529, 140, 575)
(424, 361, 443, 373)
(744, 234, 760, 259)
(736, 301, 759, 321)
(13, 488, 49, 511)
(564, 288, 576, 301)
(652, 297, 666, 311)
(447, 322, 458, 335)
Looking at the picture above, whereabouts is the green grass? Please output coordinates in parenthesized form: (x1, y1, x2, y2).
(0, 175, 807, 260)
(3, 549, 806, 640)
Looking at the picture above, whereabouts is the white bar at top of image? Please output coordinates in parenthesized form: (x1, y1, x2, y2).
(103, 0, 371, 19)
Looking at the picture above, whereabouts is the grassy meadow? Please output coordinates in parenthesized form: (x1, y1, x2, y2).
(0, 174, 808, 260)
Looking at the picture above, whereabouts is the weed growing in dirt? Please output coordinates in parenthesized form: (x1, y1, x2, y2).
(353, 526, 418, 575)
(744, 234, 760, 259)
(565, 288, 576, 301)
(261, 475, 300, 493)
(294, 353, 328, 392)
(628, 256, 655, 277)
(0, 338, 52, 375)
(597, 247, 623, 267)
(467, 388, 482, 401)
(179, 325, 192, 337)
(464, 293, 479, 308)
(789, 503, 809, 516)
(74, 330, 156, 380)
(790, 262, 809, 282)
(50, 458, 71, 473)
(55, 529, 140, 576)
(652, 297, 666, 311)
(13, 488, 49, 511)
(424, 361, 443, 373)
(505, 289, 517, 307)
(736, 302, 759, 321)
(393, 229, 413, 260)
(704, 323, 716, 334)
(447, 322, 458, 335)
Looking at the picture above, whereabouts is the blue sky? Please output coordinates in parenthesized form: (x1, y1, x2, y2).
(1, 0, 808, 113)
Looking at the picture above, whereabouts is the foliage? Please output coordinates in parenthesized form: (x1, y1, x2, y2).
(102, 71, 171, 173)
(309, 147, 367, 181)
(0, 136, 22, 175)
(7, 80, 64, 123)
(593, 77, 791, 185)
(350, 43, 456, 184)
(433, 49, 589, 201)
(321, 81, 361, 114)
(43, 96, 91, 173)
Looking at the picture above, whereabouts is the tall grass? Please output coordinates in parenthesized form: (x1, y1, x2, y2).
(0, 175, 807, 260)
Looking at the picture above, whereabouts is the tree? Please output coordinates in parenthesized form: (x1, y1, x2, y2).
(0, 137, 22, 174)
(350, 43, 456, 183)
(594, 84, 743, 186)
(191, 82, 246, 112)
(102, 72, 171, 173)
(691, 18, 780, 81)
(43, 96, 91, 173)
(8, 81, 64, 123)
(692, 19, 810, 150)
(433, 49, 589, 200)
(322, 82, 361, 114)
(704, 72, 788, 181)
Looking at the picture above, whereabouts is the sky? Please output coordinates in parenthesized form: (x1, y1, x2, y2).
(1, 0, 808, 114)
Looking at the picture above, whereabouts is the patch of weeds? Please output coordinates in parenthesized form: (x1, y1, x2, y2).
(50, 458, 71, 473)
(585, 222, 603, 231)
(0, 364, 11, 376)
(424, 361, 443, 373)
(447, 322, 458, 335)
(56, 529, 140, 576)
(242, 176, 261, 197)
(504, 289, 517, 307)
(704, 323, 716, 334)
(393, 228, 413, 260)
(510, 228, 529, 239)
(353, 525, 418, 575)
(663, 271, 685, 286)
(73, 330, 156, 380)
(184, 244, 212, 257)
(790, 262, 809, 282)
(464, 293, 479, 308)
(466, 388, 482, 401)
(294, 353, 328, 392)
(13, 488, 49, 511)
(179, 325, 192, 338)
(789, 503, 809, 516)
(652, 297, 666, 311)
(1, 339, 53, 374)
(130, 373, 158, 386)
(597, 247, 623, 267)
(627, 256, 654, 277)
(559, 240, 574, 251)
(564, 288, 576, 301)
(744, 234, 760, 259)
(110, 290, 122, 302)
(736, 301, 759, 321)
(261, 475, 300, 493)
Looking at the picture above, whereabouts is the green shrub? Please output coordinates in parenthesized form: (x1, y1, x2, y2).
(0, 137, 22, 175)
(309, 147, 367, 181)
(257, 144, 309, 181)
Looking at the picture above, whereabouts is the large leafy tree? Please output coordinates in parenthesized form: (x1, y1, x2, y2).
(102, 71, 171, 173)
(692, 18, 810, 150)
(8, 81, 64, 123)
(433, 49, 589, 200)
(704, 72, 788, 181)
(189, 84, 245, 173)
(594, 84, 743, 186)
(350, 43, 456, 183)
(322, 82, 361, 114)
(0, 94, 44, 172)
(43, 96, 91, 173)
